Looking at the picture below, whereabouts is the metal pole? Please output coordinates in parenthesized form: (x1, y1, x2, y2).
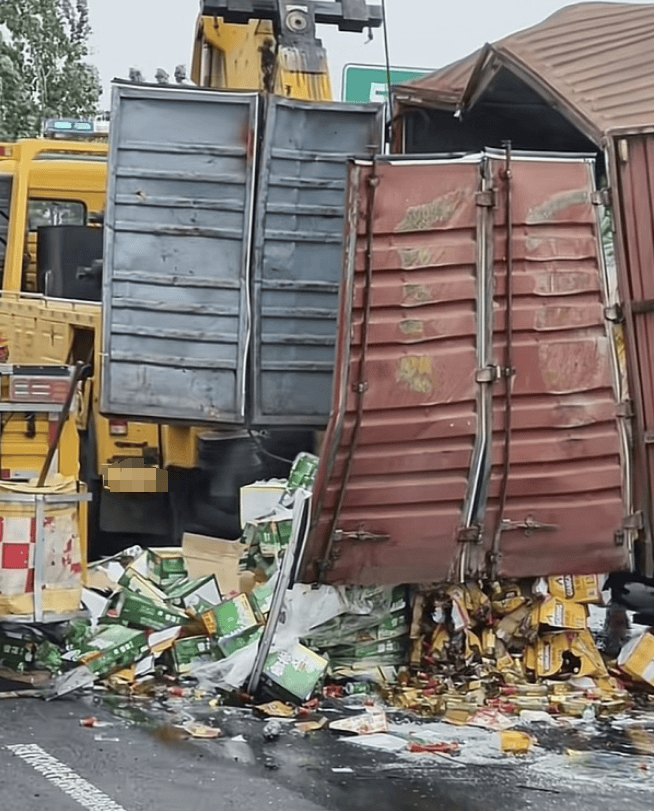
(37, 361, 88, 488)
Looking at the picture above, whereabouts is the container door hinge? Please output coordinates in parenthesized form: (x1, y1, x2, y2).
(475, 190, 495, 207)
(616, 400, 634, 419)
(591, 188, 611, 207)
(615, 512, 644, 546)
(476, 365, 500, 383)
(604, 303, 624, 323)
(475, 365, 513, 383)
(457, 524, 483, 543)
(499, 515, 558, 536)
(624, 511, 644, 531)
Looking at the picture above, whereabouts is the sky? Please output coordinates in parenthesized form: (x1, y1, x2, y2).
(86, 0, 654, 108)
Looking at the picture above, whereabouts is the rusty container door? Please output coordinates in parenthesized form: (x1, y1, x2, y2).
(301, 152, 628, 586)
(300, 158, 482, 585)
(608, 130, 654, 573)
(483, 154, 628, 579)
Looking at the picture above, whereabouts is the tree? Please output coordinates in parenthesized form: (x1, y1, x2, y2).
(0, 0, 100, 141)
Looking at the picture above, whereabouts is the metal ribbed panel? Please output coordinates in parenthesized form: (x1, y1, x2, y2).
(396, 3, 654, 139)
(101, 84, 258, 424)
(483, 155, 628, 578)
(301, 158, 481, 585)
(251, 97, 383, 426)
(609, 130, 654, 572)
(301, 152, 628, 586)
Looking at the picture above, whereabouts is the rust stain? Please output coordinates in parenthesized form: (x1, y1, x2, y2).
(536, 306, 590, 330)
(396, 190, 465, 232)
(403, 284, 432, 303)
(400, 320, 424, 337)
(399, 246, 435, 269)
(526, 190, 588, 223)
(534, 271, 597, 295)
(539, 340, 606, 392)
(397, 356, 434, 394)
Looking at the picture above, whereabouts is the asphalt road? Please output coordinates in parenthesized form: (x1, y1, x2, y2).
(2, 691, 654, 811)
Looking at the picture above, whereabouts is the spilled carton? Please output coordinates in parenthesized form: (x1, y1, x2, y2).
(548, 575, 602, 605)
(170, 636, 219, 675)
(165, 576, 222, 615)
(263, 643, 328, 703)
(77, 625, 149, 678)
(217, 626, 263, 658)
(618, 631, 654, 688)
(538, 597, 588, 630)
(103, 590, 191, 631)
(201, 593, 259, 639)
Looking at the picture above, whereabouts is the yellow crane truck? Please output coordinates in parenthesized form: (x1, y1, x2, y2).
(0, 0, 382, 555)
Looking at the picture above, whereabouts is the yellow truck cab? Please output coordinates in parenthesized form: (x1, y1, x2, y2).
(0, 2, 383, 556)
(0, 124, 165, 553)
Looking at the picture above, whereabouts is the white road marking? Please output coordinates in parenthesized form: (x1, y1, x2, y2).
(6, 743, 128, 811)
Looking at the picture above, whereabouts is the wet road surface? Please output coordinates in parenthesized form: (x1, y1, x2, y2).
(2, 691, 654, 811)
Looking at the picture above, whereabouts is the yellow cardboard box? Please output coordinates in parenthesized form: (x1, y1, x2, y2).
(539, 597, 588, 630)
(618, 631, 654, 687)
(531, 629, 606, 678)
(548, 575, 602, 604)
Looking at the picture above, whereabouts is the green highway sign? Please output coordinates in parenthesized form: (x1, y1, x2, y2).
(342, 63, 433, 103)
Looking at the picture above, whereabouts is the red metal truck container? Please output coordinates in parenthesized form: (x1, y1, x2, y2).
(300, 151, 631, 585)
(607, 127, 654, 574)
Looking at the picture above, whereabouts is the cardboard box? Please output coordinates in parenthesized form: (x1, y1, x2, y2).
(263, 643, 327, 702)
(548, 575, 602, 604)
(618, 631, 654, 687)
(170, 636, 220, 674)
(165, 576, 222, 615)
(530, 629, 606, 678)
(78, 625, 149, 677)
(259, 521, 293, 557)
(284, 453, 319, 494)
(249, 579, 275, 620)
(146, 548, 187, 587)
(217, 626, 263, 658)
(240, 480, 286, 527)
(539, 597, 588, 630)
(118, 570, 167, 604)
(323, 611, 409, 647)
(201, 593, 259, 638)
(330, 636, 409, 664)
(182, 534, 242, 596)
(103, 590, 190, 631)
(0, 635, 35, 673)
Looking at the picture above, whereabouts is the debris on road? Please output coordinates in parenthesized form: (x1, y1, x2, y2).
(262, 719, 282, 740)
(4, 454, 654, 779)
(181, 720, 222, 738)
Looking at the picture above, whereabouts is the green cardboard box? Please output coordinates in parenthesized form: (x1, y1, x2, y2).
(201, 593, 259, 638)
(170, 635, 221, 674)
(217, 625, 263, 658)
(262, 643, 327, 702)
(78, 625, 149, 677)
(146, 548, 188, 587)
(337, 611, 409, 646)
(165, 576, 222, 615)
(104, 590, 190, 631)
(249, 579, 275, 620)
(118, 570, 168, 604)
(0, 635, 35, 673)
(329, 635, 409, 665)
